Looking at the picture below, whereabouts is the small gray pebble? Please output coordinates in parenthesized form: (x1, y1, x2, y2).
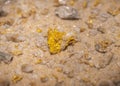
(55, 6, 79, 20)
(21, 64, 33, 73)
(0, 51, 13, 64)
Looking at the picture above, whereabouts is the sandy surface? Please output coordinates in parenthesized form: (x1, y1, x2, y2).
(0, 0, 120, 86)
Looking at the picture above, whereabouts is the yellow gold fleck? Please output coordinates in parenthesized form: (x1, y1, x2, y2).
(94, 0, 101, 7)
(47, 28, 65, 54)
(12, 75, 23, 83)
(36, 28, 42, 33)
(83, 1, 88, 8)
(35, 59, 42, 64)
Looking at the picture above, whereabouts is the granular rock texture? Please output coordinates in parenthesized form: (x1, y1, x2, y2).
(0, 0, 120, 86)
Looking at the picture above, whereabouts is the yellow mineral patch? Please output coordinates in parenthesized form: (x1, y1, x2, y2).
(94, 0, 101, 7)
(47, 28, 76, 54)
(11, 50, 22, 56)
(47, 28, 65, 54)
(86, 18, 94, 29)
(83, 1, 88, 8)
(69, 0, 75, 6)
(36, 28, 42, 33)
(107, 8, 120, 16)
(35, 59, 42, 64)
(55, 67, 63, 72)
(16, 8, 22, 16)
(12, 75, 23, 83)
